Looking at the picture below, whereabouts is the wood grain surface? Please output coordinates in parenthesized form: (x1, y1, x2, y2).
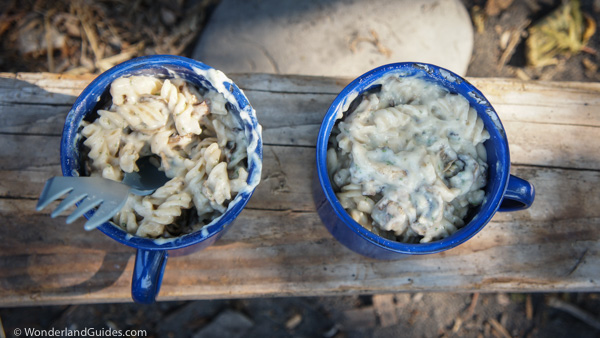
(1, 72, 599, 306)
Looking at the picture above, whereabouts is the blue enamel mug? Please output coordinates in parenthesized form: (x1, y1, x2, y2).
(315, 62, 534, 259)
(61, 55, 262, 303)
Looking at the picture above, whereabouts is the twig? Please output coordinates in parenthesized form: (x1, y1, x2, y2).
(498, 20, 531, 70)
(348, 30, 392, 57)
(471, 6, 486, 34)
(370, 29, 392, 58)
(285, 313, 302, 330)
(44, 11, 55, 72)
(0, 314, 6, 338)
(515, 68, 531, 81)
(451, 317, 463, 333)
(95, 49, 136, 72)
(526, 294, 533, 320)
(80, 20, 101, 62)
(489, 318, 512, 338)
(452, 293, 480, 333)
(547, 297, 600, 331)
(581, 46, 598, 55)
(466, 293, 480, 318)
(77, 4, 102, 63)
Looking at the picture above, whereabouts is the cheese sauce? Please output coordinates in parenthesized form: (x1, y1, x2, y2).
(327, 74, 489, 243)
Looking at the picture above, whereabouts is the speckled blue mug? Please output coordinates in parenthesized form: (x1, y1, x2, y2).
(315, 62, 534, 259)
(61, 55, 262, 303)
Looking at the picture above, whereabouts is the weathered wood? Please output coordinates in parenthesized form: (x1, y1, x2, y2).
(0, 72, 600, 306)
(2, 73, 600, 168)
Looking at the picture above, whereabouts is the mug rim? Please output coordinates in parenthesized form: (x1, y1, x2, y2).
(60, 55, 262, 251)
(316, 62, 510, 254)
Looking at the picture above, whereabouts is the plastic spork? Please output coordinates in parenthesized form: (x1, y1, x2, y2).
(36, 157, 169, 230)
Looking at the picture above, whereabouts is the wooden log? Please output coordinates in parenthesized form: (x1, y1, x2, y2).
(1, 164, 599, 306)
(0, 72, 599, 306)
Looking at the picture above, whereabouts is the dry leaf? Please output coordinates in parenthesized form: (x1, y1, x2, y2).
(526, 0, 596, 68)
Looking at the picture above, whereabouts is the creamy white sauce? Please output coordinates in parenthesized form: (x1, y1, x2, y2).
(328, 74, 489, 243)
(189, 66, 262, 240)
(79, 65, 262, 245)
(150, 66, 263, 244)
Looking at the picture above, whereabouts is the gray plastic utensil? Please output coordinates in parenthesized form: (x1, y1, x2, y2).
(36, 157, 169, 230)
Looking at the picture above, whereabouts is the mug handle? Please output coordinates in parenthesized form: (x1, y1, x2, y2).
(498, 175, 535, 212)
(131, 249, 168, 304)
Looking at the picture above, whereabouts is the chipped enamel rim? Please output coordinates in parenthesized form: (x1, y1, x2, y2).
(316, 62, 510, 255)
(61, 55, 263, 250)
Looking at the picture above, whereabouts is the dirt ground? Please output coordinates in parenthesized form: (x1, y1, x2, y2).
(466, 0, 600, 82)
(1, 0, 600, 337)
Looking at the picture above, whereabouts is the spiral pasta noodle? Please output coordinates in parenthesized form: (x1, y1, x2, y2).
(327, 75, 489, 243)
(80, 75, 249, 238)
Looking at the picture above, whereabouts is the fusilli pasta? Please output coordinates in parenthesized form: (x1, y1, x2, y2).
(327, 75, 489, 243)
(80, 75, 250, 238)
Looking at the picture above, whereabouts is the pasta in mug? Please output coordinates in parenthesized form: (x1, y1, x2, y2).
(80, 75, 250, 238)
(327, 74, 489, 243)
